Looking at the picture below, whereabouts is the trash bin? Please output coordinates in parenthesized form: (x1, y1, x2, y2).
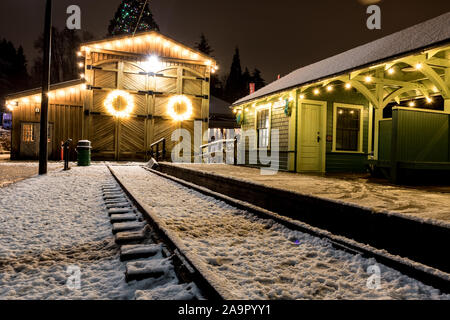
(77, 140, 91, 166)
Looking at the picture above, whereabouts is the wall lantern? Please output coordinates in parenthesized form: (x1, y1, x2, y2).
(167, 95, 193, 122)
(104, 90, 135, 118)
(143, 55, 161, 74)
(35, 107, 41, 114)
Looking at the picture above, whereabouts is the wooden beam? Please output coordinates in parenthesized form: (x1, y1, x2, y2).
(348, 80, 379, 108)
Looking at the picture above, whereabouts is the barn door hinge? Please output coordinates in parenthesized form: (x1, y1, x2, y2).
(140, 90, 164, 96)
(86, 65, 102, 70)
(195, 94, 209, 100)
(196, 77, 209, 82)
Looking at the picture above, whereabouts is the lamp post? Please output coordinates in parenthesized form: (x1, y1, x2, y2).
(39, 0, 52, 175)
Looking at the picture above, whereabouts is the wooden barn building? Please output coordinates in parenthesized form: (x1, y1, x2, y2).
(5, 31, 216, 161)
(231, 13, 450, 182)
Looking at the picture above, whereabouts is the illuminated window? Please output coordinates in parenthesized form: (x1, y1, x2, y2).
(256, 108, 270, 148)
(22, 124, 34, 142)
(333, 104, 363, 152)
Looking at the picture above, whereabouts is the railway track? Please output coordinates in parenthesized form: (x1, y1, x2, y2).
(104, 168, 223, 300)
(108, 165, 450, 299)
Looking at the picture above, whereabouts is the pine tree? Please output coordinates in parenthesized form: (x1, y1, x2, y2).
(251, 68, 266, 91)
(195, 33, 213, 56)
(31, 28, 94, 86)
(0, 39, 30, 111)
(241, 67, 251, 97)
(224, 47, 244, 103)
(108, 0, 159, 36)
(194, 33, 224, 99)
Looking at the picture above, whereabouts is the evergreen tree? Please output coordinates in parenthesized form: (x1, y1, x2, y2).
(31, 28, 94, 86)
(194, 33, 224, 99)
(0, 39, 30, 111)
(241, 67, 251, 97)
(251, 68, 266, 91)
(224, 47, 244, 103)
(108, 0, 159, 36)
(195, 33, 213, 56)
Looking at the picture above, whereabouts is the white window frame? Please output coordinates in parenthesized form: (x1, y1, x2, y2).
(332, 103, 364, 153)
(254, 105, 272, 150)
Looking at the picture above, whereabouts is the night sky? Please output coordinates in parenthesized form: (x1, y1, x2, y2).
(0, 0, 449, 83)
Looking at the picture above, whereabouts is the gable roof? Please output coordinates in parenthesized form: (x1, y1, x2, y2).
(234, 12, 450, 106)
(81, 30, 216, 65)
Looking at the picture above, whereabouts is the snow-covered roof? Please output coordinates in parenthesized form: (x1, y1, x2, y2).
(233, 12, 450, 106)
(81, 30, 216, 65)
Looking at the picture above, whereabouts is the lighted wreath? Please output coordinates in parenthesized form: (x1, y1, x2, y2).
(104, 90, 134, 118)
(167, 95, 193, 121)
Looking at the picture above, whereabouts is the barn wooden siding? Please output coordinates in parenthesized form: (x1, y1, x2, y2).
(84, 50, 210, 160)
(10, 84, 84, 160)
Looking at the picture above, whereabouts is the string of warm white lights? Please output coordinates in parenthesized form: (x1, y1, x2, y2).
(5, 84, 87, 111)
(233, 63, 436, 114)
(104, 90, 135, 118)
(77, 34, 218, 73)
(167, 95, 193, 122)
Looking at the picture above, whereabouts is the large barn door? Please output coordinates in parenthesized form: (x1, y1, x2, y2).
(118, 117, 146, 161)
(90, 115, 116, 160)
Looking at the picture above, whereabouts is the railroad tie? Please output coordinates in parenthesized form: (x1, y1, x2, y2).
(108, 208, 135, 216)
(110, 213, 137, 223)
(104, 197, 128, 205)
(106, 202, 133, 209)
(112, 221, 146, 234)
(115, 230, 148, 245)
(134, 283, 201, 300)
(125, 258, 173, 282)
(120, 243, 163, 261)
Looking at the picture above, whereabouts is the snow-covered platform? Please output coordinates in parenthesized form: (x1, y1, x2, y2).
(161, 163, 450, 223)
(157, 163, 450, 274)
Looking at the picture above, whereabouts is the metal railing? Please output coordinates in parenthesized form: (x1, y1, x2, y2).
(200, 138, 238, 165)
(150, 138, 166, 162)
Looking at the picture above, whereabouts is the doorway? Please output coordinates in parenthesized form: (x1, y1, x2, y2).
(297, 100, 326, 172)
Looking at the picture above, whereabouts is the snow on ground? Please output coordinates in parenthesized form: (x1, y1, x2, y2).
(111, 166, 450, 300)
(0, 165, 179, 300)
(0, 162, 63, 188)
(166, 164, 450, 224)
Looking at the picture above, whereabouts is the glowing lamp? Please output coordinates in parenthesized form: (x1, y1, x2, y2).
(167, 95, 193, 122)
(143, 55, 161, 73)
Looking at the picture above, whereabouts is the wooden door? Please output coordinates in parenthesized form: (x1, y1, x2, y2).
(299, 104, 323, 172)
(20, 122, 53, 159)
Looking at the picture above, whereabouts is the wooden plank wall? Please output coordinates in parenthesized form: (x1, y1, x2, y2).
(11, 103, 83, 160)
